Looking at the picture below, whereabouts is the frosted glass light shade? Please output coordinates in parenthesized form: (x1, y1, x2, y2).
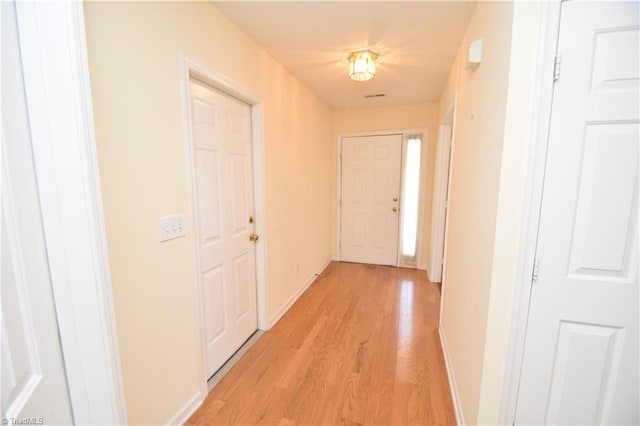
(348, 50, 378, 81)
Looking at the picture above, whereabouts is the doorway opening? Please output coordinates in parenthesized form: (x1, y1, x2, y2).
(428, 101, 456, 283)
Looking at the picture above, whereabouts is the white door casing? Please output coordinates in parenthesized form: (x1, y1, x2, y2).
(188, 79, 258, 379)
(515, 2, 639, 424)
(1, 1, 73, 422)
(429, 103, 455, 283)
(340, 134, 402, 266)
(2, 1, 127, 423)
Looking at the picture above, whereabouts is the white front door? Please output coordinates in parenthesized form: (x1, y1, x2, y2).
(1, 1, 73, 422)
(189, 80, 258, 379)
(340, 134, 402, 266)
(515, 2, 639, 424)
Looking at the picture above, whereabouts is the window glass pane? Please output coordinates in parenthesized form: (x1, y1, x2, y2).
(401, 138, 421, 257)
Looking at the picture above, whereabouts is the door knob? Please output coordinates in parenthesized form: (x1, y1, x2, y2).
(393, 197, 398, 202)
(392, 207, 398, 212)
(249, 232, 259, 242)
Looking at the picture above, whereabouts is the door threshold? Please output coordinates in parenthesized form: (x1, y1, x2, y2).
(206, 330, 264, 393)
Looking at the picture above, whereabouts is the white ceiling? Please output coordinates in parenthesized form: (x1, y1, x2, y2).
(213, 1, 477, 109)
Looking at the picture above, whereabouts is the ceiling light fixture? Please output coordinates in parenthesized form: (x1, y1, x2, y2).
(348, 50, 378, 81)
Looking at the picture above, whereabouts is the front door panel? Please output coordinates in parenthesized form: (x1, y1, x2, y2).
(340, 135, 402, 266)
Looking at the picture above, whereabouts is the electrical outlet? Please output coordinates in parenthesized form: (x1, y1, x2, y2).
(159, 214, 186, 242)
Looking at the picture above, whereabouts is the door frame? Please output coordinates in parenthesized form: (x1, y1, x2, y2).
(8, 1, 127, 423)
(336, 128, 428, 267)
(499, 1, 563, 423)
(428, 97, 457, 283)
(179, 56, 269, 399)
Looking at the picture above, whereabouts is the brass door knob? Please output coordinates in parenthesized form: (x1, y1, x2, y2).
(249, 232, 259, 242)
(393, 197, 398, 202)
(392, 207, 398, 212)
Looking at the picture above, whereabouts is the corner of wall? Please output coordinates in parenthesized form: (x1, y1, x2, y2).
(267, 258, 332, 328)
(437, 1, 517, 424)
(165, 392, 202, 426)
(476, 2, 544, 423)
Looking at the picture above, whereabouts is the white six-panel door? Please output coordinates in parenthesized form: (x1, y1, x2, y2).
(515, 2, 639, 424)
(189, 80, 258, 379)
(340, 135, 402, 266)
(1, 1, 73, 422)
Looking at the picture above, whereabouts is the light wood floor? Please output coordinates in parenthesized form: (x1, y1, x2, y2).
(187, 262, 456, 425)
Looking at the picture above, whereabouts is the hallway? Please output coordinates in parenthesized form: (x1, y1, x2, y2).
(188, 262, 455, 425)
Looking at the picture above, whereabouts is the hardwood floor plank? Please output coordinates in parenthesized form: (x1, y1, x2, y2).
(187, 262, 456, 425)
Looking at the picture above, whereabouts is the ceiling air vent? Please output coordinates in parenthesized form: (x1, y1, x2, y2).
(364, 93, 386, 99)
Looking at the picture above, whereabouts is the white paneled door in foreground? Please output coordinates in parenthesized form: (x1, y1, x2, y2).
(189, 80, 258, 379)
(2, 1, 73, 422)
(340, 135, 402, 266)
(515, 1, 639, 424)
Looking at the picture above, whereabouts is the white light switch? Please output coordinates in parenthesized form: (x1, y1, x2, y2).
(159, 214, 186, 242)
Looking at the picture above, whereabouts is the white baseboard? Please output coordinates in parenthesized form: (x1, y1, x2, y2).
(268, 258, 332, 328)
(165, 391, 202, 426)
(439, 326, 465, 425)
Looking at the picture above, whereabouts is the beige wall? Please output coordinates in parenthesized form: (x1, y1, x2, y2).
(84, 2, 333, 423)
(437, 1, 514, 424)
(477, 2, 543, 422)
(331, 103, 440, 269)
(438, 1, 544, 424)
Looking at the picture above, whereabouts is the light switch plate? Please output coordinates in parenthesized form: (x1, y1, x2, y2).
(159, 214, 186, 242)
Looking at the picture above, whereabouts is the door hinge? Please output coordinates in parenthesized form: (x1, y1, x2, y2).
(532, 257, 540, 281)
(553, 55, 561, 81)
